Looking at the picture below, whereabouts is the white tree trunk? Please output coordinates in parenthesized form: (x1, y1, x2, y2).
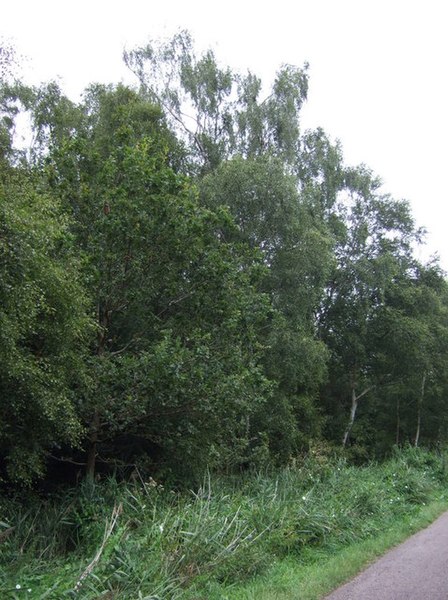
(342, 384, 374, 447)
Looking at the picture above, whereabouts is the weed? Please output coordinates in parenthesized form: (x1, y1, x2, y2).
(1, 448, 447, 599)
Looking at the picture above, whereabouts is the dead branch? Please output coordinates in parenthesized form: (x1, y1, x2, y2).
(74, 503, 123, 593)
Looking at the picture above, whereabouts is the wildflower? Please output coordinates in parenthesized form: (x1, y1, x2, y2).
(159, 524, 164, 533)
(16, 585, 21, 590)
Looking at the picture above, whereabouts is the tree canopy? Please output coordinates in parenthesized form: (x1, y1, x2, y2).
(1, 34, 448, 487)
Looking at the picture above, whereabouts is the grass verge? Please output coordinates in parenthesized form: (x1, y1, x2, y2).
(220, 499, 448, 599)
(1, 446, 447, 599)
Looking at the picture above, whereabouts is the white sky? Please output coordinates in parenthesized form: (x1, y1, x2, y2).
(3, 0, 448, 268)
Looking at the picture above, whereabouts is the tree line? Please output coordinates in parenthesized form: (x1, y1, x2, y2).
(1, 32, 448, 486)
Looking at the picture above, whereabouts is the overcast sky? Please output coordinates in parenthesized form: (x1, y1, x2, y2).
(3, 0, 447, 268)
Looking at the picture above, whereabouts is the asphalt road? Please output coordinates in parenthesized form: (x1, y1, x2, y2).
(324, 510, 448, 600)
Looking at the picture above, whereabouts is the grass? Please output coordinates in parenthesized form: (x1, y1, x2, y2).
(221, 499, 448, 599)
(1, 446, 447, 599)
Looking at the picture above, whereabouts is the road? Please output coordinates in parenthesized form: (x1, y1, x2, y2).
(324, 510, 448, 600)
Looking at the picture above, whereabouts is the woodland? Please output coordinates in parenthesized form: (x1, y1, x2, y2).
(1, 32, 448, 489)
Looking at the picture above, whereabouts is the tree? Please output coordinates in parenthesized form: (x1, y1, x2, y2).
(3, 32, 446, 487)
(316, 164, 422, 449)
(123, 33, 332, 459)
(371, 263, 448, 450)
(38, 84, 272, 480)
(124, 30, 309, 173)
(0, 39, 18, 83)
(0, 167, 91, 484)
(200, 155, 330, 458)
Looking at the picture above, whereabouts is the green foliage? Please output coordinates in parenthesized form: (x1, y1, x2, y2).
(0, 170, 92, 483)
(314, 160, 436, 449)
(199, 154, 331, 458)
(2, 31, 448, 487)
(34, 83, 273, 480)
(0, 41, 17, 82)
(124, 30, 308, 172)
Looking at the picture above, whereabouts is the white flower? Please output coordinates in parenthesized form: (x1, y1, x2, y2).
(159, 524, 164, 533)
(302, 496, 306, 501)
(16, 584, 21, 590)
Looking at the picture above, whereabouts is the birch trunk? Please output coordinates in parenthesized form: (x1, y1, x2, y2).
(342, 384, 374, 447)
(342, 387, 358, 447)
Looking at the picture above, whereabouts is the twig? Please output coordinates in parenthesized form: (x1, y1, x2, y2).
(74, 503, 123, 593)
(49, 454, 87, 466)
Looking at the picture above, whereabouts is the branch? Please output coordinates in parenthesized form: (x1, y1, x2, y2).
(156, 290, 195, 318)
(49, 455, 86, 466)
(355, 385, 375, 402)
(126, 60, 206, 158)
(108, 338, 137, 357)
(74, 503, 123, 593)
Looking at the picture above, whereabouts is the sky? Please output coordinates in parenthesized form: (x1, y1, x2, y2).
(2, 0, 448, 268)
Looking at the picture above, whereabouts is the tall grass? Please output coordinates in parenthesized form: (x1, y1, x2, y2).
(1, 446, 447, 599)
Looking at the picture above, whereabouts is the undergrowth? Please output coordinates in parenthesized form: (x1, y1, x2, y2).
(1, 446, 447, 599)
